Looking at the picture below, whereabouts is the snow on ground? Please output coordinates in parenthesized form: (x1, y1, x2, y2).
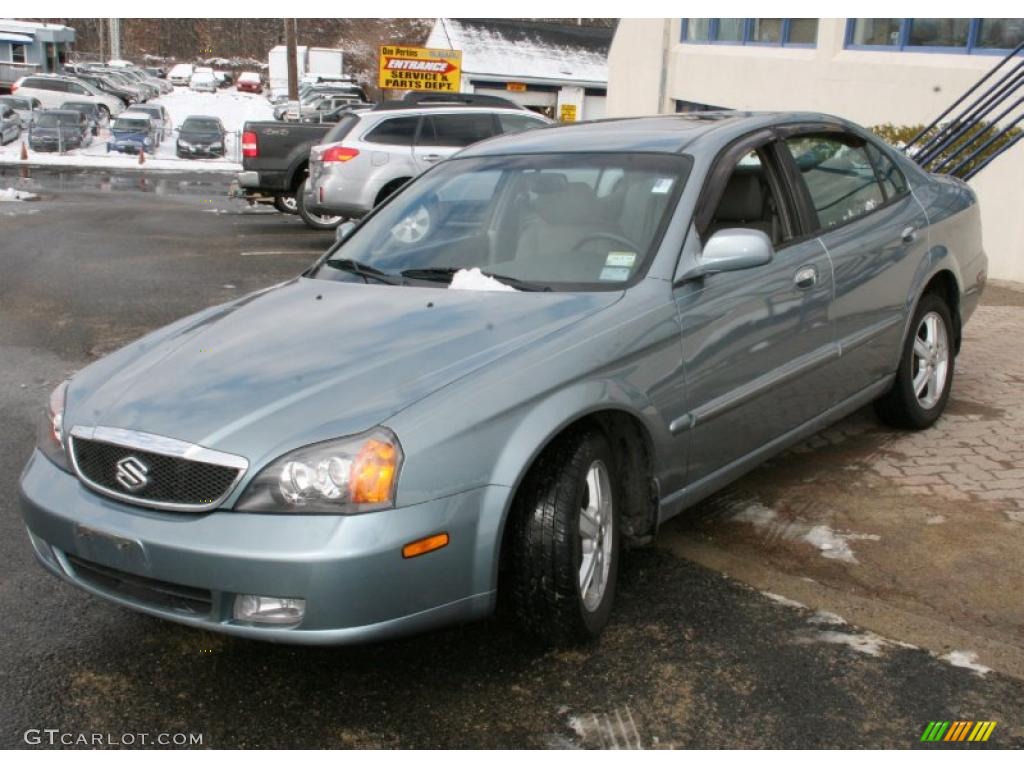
(939, 650, 992, 677)
(0, 85, 274, 173)
(0, 187, 40, 201)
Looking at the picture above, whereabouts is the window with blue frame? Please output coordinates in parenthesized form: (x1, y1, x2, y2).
(680, 19, 819, 47)
(846, 18, 1024, 53)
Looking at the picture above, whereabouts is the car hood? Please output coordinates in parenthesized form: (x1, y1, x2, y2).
(67, 277, 621, 465)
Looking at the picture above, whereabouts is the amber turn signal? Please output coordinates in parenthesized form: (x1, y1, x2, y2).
(402, 533, 450, 559)
(349, 438, 398, 504)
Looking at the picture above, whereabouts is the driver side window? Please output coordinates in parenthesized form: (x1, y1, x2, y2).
(706, 146, 792, 247)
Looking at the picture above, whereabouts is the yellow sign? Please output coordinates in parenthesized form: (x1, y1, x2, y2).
(506, 82, 527, 92)
(559, 103, 578, 122)
(379, 45, 462, 92)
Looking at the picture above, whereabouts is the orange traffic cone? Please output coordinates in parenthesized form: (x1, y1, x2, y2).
(20, 140, 28, 161)
(138, 148, 145, 165)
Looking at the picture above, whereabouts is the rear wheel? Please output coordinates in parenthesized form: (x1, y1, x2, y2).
(273, 194, 298, 215)
(505, 429, 620, 645)
(296, 180, 343, 230)
(875, 292, 954, 430)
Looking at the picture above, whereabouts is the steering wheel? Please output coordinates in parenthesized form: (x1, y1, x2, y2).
(571, 232, 643, 253)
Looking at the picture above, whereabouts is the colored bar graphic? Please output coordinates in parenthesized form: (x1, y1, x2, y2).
(922, 720, 996, 742)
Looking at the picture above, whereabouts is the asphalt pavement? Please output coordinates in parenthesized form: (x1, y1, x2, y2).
(1, 171, 1021, 749)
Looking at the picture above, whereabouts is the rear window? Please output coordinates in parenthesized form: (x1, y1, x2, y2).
(364, 115, 419, 146)
(418, 113, 496, 148)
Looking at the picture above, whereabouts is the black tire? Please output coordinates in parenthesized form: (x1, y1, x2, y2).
(273, 194, 298, 215)
(875, 292, 955, 430)
(505, 428, 620, 645)
(296, 180, 343, 230)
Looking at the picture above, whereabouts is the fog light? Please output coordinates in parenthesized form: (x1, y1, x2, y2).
(233, 594, 306, 625)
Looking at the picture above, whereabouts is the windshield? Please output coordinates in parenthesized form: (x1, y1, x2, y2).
(113, 118, 149, 132)
(182, 119, 220, 132)
(36, 113, 79, 127)
(312, 153, 690, 291)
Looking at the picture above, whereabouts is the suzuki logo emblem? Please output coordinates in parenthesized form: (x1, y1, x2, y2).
(115, 456, 150, 491)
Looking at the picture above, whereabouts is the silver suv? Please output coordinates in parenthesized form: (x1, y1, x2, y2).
(303, 100, 550, 223)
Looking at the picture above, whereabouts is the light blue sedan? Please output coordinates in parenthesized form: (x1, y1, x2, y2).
(21, 112, 986, 644)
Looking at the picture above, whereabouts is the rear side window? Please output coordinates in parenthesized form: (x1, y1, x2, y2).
(784, 134, 885, 231)
(418, 113, 496, 147)
(23, 78, 50, 90)
(364, 116, 419, 146)
(323, 112, 360, 143)
(866, 143, 909, 200)
(497, 113, 547, 135)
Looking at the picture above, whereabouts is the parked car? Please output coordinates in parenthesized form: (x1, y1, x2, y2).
(59, 101, 103, 136)
(168, 63, 194, 86)
(0, 95, 40, 127)
(106, 112, 157, 154)
(12, 75, 124, 120)
(131, 103, 171, 144)
(0, 103, 22, 144)
(189, 71, 218, 93)
(28, 109, 91, 152)
(72, 71, 139, 106)
(299, 102, 374, 124)
(175, 115, 227, 158)
(19, 112, 986, 645)
(236, 71, 263, 93)
(214, 71, 234, 89)
(273, 93, 363, 122)
(269, 82, 367, 108)
(235, 120, 335, 215)
(144, 66, 167, 79)
(304, 96, 550, 228)
(105, 68, 160, 100)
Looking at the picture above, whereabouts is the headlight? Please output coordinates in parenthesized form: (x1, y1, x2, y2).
(37, 380, 70, 472)
(234, 428, 403, 514)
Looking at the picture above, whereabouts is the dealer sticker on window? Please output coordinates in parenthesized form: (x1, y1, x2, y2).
(599, 266, 631, 282)
(605, 251, 637, 268)
(652, 178, 674, 195)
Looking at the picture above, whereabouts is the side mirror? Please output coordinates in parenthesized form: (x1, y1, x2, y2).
(335, 220, 356, 243)
(679, 228, 773, 283)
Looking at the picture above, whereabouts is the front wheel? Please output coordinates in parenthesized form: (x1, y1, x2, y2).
(875, 292, 955, 429)
(296, 180, 343, 230)
(273, 194, 298, 215)
(505, 429, 620, 644)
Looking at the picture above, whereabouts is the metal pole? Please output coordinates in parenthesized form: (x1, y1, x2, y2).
(109, 18, 121, 61)
(948, 111, 1024, 178)
(963, 127, 1024, 181)
(285, 19, 299, 103)
(904, 39, 1024, 151)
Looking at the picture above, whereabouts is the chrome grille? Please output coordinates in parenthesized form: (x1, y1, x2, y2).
(69, 426, 247, 512)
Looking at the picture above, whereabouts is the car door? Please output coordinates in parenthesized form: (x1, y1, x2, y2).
(673, 132, 837, 487)
(412, 112, 498, 172)
(778, 129, 930, 400)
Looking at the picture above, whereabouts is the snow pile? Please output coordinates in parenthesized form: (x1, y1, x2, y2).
(0, 187, 39, 202)
(801, 525, 880, 564)
(448, 268, 518, 292)
(939, 650, 992, 677)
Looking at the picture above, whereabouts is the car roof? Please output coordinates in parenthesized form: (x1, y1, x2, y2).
(458, 111, 857, 157)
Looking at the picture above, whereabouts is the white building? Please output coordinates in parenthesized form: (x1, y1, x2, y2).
(425, 18, 612, 122)
(607, 18, 1024, 282)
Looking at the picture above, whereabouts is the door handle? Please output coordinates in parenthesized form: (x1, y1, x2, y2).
(419, 153, 443, 162)
(794, 266, 817, 290)
(901, 226, 917, 243)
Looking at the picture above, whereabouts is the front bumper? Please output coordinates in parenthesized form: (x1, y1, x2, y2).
(20, 451, 506, 644)
(177, 146, 225, 159)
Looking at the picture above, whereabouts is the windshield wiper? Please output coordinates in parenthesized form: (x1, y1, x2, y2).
(323, 258, 402, 285)
(400, 267, 548, 291)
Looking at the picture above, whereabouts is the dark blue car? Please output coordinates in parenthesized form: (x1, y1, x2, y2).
(107, 112, 156, 154)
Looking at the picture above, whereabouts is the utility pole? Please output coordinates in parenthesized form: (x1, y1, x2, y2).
(285, 19, 299, 104)
(97, 18, 105, 62)
(109, 18, 121, 61)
